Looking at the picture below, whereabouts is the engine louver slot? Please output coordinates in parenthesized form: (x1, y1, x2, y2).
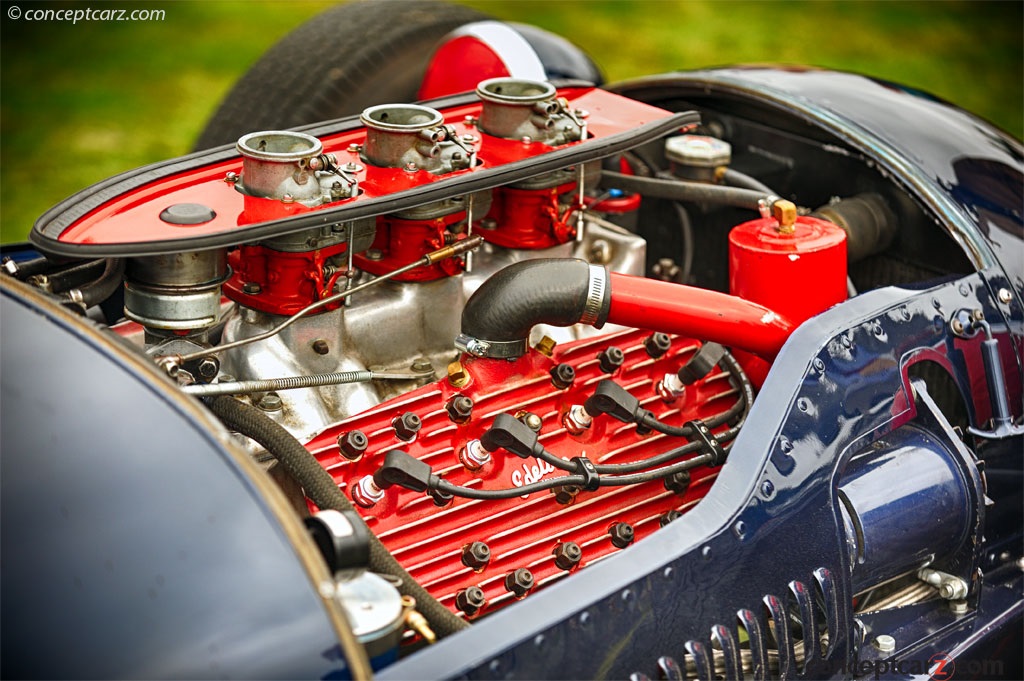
(788, 579, 819, 672)
(685, 640, 714, 680)
(630, 570, 838, 680)
(737, 609, 768, 680)
(656, 655, 684, 680)
(813, 567, 839, 659)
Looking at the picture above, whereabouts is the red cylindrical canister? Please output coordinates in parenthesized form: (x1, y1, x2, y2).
(729, 215, 847, 326)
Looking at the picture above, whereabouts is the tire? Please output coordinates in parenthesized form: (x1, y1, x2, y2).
(194, 0, 490, 151)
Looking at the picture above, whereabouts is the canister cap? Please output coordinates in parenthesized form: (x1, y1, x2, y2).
(665, 135, 731, 168)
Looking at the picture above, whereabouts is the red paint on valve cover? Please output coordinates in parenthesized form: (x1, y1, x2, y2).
(728, 215, 847, 326)
(304, 328, 742, 618)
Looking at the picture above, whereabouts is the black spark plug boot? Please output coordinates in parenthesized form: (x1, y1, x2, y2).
(481, 413, 544, 459)
(373, 450, 437, 492)
(678, 341, 726, 385)
(584, 379, 651, 424)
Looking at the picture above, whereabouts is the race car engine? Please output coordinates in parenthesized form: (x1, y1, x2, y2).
(9, 54, 1020, 679)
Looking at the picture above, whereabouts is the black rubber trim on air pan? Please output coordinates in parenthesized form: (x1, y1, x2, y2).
(28, 79, 553, 255)
(30, 79, 596, 256)
(32, 96, 698, 258)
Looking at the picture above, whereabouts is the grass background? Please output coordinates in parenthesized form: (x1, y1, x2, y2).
(1, 0, 1020, 245)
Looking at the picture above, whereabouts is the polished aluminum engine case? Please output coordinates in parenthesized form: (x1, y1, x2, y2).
(220, 216, 646, 441)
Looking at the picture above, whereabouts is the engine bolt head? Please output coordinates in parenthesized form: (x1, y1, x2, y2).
(257, 392, 283, 412)
(534, 335, 557, 357)
(224, 171, 239, 183)
(446, 395, 474, 424)
(873, 634, 896, 652)
(311, 339, 330, 355)
(998, 288, 1013, 304)
(392, 412, 421, 441)
(366, 248, 383, 261)
(664, 470, 692, 495)
(589, 239, 612, 265)
(242, 281, 262, 295)
(659, 510, 682, 527)
(609, 522, 635, 549)
(553, 541, 582, 570)
(411, 357, 433, 373)
(597, 346, 625, 374)
(504, 568, 534, 598)
(644, 333, 672, 359)
(337, 430, 368, 461)
(196, 357, 220, 380)
(461, 541, 491, 570)
(652, 258, 681, 282)
(459, 439, 491, 470)
(550, 363, 576, 390)
(518, 412, 543, 432)
(552, 485, 581, 505)
(455, 586, 487, 616)
(447, 360, 470, 388)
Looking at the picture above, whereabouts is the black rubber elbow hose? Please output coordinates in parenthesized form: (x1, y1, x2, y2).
(205, 396, 469, 638)
(460, 258, 610, 358)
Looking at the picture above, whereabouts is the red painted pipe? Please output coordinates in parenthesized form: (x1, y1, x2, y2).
(606, 272, 795, 359)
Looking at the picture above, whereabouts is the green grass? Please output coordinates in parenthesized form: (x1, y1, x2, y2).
(1, 0, 1020, 244)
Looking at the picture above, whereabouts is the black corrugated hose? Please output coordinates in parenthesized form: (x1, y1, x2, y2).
(205, 395, 469, 639)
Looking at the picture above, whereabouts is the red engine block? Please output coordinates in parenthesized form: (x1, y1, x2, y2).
(305, 328, 739, 618)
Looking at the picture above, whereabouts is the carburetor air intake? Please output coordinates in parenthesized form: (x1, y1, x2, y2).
(360, 104, 473, 174)
(476, 77, 583, 146)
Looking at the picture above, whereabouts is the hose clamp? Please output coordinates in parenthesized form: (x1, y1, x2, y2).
(757, 194, 781, 219)
(580, 264, 608, 326)
(455, 333, 528, 359)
